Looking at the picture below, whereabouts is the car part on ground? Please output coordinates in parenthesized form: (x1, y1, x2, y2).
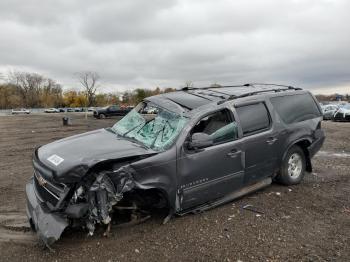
(25, 83, 325, 247)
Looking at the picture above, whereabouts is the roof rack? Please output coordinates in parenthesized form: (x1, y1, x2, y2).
(181, 83, 250, 91)
(181, 83, 300, 91)
(180, 83, 302, 105)
(217, 85, 302, 105)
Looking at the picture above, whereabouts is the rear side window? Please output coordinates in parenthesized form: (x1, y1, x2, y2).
(270, 93, 321, 124)
(236, 103, 270, 136)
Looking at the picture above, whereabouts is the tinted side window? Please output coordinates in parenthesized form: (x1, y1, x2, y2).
(109, 106, 118, 111)
(192, 109, 238, 145)
(270, 93, 321, 124)
(236, 103, 270, 135)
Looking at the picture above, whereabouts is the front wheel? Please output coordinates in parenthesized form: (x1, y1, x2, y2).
(99, 113, 106, 119)
(276, 145, 306, 185)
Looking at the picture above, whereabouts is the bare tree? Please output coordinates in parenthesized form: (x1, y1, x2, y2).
(184, 80, 194, 88)
(76, 71, 100, 107)
(8, 71, 45, 107)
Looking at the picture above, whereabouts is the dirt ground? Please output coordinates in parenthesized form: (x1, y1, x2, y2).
(0, 113, 349, 261)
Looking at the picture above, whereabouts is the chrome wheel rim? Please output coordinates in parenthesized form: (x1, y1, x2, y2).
(287, 153, 302, 178)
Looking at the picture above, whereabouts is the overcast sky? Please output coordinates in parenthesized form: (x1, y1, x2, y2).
(0, 0, 349, 94)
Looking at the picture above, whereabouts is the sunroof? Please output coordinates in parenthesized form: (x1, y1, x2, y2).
(163, 91, 214, 109)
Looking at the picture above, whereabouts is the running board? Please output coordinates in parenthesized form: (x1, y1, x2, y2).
(178, 177, 272, 215)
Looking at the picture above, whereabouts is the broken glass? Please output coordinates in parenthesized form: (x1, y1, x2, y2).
(112, 102, 188, 151)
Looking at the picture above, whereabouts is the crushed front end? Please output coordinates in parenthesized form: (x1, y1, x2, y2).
(26, 156, 71, 246)
(26, 154, 137, 247)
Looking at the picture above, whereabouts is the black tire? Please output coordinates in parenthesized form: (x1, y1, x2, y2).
(276, 145, 306, 185)
(28, 218, 36, 231)
(99, 113, 106, 119)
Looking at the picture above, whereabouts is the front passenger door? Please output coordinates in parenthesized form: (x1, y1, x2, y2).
(178, 109, 244, 210)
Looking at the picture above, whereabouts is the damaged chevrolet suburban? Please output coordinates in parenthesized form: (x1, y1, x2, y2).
(26, 84, 325, 246)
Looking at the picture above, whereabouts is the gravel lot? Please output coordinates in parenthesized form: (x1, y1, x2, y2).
(0, 114, 349, 261)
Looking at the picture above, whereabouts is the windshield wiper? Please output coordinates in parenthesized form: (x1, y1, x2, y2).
(122, 135, 150, 149)
(150, 120, 173, 148)
(122, 118, 155, 137)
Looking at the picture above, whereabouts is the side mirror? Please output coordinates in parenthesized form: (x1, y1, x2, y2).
(187, 132, 213, 150)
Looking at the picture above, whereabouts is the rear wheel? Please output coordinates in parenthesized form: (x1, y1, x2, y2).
(276, 145, 306, 185)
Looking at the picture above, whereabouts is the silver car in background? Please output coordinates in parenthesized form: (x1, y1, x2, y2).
(11, 108, 31, 114)
(333, 103, 350, 121)
(321, 104, 339, 120)
(44, 108, 60, 113)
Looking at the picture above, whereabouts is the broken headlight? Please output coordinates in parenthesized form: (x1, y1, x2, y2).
(72, 186, 85, 203)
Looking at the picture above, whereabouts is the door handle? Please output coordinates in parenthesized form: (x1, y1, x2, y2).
(227, 149, 241, 158)
(266, 137, 278, 145)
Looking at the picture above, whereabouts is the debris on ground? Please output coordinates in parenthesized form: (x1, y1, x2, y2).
(242, 204, 264, 215)
(1, 115, 350, 261)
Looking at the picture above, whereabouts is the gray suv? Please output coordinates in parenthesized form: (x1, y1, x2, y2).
(25, 84, 325, 246)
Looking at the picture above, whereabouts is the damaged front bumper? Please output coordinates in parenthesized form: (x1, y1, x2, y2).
(26, 167, 137, 246)
(26, 177, 68, 246)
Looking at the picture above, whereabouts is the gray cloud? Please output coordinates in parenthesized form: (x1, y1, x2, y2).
(0, 0, 349, 93)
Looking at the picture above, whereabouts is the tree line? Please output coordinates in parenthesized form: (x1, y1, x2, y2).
(2, 70, 345, 110)
(315, 94, 349, 102)
(0, 71, 176, 109)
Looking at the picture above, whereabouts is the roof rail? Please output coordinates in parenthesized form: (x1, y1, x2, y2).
(217, 85, 302, 105)
(179, 83, 302, 105)
(181, 84, 249, 91)
(182, 83, 300, 91)
(245, 83, 300, 89)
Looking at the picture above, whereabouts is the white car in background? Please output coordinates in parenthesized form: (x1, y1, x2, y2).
(11, 108, 31, 114)
(321, 104, 339, 120)
(44, 108, 60, 113)
(333, 103, 350, 121)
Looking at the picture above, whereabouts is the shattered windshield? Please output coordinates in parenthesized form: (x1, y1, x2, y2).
(112, 102, 188, 151)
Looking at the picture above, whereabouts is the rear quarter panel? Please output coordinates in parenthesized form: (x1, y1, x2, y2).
(265, 91, 323, 166)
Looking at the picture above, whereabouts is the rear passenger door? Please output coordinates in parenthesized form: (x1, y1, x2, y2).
(234, 101, 278, 185)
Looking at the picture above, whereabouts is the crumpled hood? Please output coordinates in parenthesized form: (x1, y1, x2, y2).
(37, 128, 156, 182)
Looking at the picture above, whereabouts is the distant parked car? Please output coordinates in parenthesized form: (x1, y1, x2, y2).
(333, 103, 350, 121)
(74, 107, 83, 112)
(58, 108, 66, 112)
(93, 105, 132, 119)
(44, 108, 60, 113)
(141, 106, 158, 114)
(321, 104, 339, 120)
(147, 107, 158, 114)
(87, 107, 95, 112)
(66, 108, 74, 112)
(11, 108, 30, 114)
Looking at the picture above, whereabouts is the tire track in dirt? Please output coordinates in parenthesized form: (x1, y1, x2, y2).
(0, 212, 36, 244)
